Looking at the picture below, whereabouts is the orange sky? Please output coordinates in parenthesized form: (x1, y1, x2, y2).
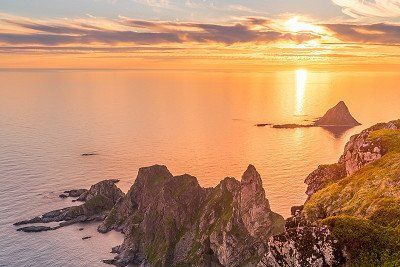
(1, 12, 400, 69)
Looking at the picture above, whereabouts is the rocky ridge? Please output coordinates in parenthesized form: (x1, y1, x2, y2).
(99, 165, 285, 266)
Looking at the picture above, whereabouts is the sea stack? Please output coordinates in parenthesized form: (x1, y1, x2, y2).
(315, 101, 361, 127)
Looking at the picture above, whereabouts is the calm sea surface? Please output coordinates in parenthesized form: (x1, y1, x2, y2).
(0, 69, 399, 266)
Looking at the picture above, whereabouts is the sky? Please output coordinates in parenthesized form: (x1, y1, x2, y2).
(0, 0, 400, 69)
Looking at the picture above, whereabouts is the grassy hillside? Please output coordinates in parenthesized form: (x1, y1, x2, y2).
(303, 127, 400, 265)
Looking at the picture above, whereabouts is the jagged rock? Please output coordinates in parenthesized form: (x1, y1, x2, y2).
(263, 224, 347, 266)
(305, 163, 346, 196)
(314, 101, 360, 127)
(339, 120, 399, 175)
(100, 165, 285, 267)
(15, 179, 124, 230)
(257, 206, 347, 267)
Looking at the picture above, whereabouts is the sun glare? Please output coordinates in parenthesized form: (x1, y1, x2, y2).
(286, 17, 323, 34)
(296, 69, 308, 115)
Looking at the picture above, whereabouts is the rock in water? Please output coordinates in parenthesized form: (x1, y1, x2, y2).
(314, 101, 361, 127)
(15, 179, 125, 230)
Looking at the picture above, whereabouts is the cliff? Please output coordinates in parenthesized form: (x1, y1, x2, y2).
(302, 119, 400, 265)
(99, 165, 285, 266)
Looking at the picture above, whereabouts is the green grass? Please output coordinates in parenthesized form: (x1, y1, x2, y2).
(323, 216, 400, 266)
(83, 195, 110, 215)
(302, 127, 400, 265)
(304, 128, 400, 221)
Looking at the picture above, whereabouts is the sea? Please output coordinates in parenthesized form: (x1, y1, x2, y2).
(1, 69, 399, 266)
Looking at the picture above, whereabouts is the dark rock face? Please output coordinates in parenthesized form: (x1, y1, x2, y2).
(314, 101, 360, 127)
(14, 179, 124, 230)
(100, 165, 285, 267)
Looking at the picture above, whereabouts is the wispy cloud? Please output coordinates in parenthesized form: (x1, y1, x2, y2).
(324, 22, 400, 44)
(332, 0, 400, 18)
(0, 15, 320, 48)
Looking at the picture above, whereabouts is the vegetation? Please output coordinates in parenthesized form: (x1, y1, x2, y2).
(303, 127, 400, 265)
(84, 195, 110, 214)
(323, 216, 400, 266)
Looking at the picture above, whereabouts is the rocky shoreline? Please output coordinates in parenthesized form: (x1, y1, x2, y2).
(15, 119, 400, 266)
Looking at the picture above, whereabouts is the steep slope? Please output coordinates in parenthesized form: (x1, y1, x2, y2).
(314, 101, 361, 127)
(302, 120, 400, 265)
(100, 165, 285, 266)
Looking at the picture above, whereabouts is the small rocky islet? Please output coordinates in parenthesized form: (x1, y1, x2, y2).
(256, 101, 361, 129)
(15, 119, 400, 266)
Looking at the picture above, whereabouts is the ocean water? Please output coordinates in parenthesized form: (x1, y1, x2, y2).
(0, 69, 399, 266)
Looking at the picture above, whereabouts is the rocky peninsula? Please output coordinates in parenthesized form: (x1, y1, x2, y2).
(15, 119, 400, 266)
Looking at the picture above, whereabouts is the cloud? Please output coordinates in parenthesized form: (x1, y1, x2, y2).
(0, 15, 320, 48)
(332, 0, 400, 18)
(324, 22, 400, 44)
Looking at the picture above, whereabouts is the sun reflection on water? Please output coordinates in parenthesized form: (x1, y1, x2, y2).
(296, 69, 308, 115)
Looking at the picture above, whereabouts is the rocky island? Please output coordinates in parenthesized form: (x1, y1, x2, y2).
(314, 101, 360, 127)
(15, 119, 400, 266)
(268, 101, 361, 129)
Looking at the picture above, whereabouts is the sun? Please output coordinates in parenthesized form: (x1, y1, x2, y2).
(285, 17, 323, 34)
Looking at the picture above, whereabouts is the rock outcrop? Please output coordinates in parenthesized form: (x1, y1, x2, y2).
(100, 165, 285, 267)
(314, 101, 360, 127)
(14, 179, 124, 232)
(260, 207, 347, 267)
(304, 163, 346, 196)
(304, 120, 400, 197)
(338, 121, 399, 175)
